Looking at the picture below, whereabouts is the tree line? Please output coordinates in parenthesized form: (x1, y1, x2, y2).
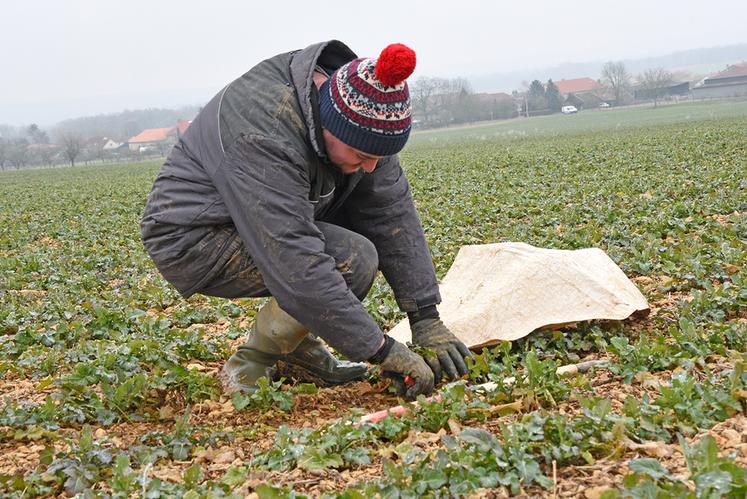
(409, 59, 681, 129)
(601, 61, 680, 107)
(0, 106, 200, 170)
(0, 123, 164, 171)
(410, 76, 518, 128)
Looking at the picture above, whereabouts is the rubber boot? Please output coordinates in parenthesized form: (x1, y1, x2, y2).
(221, 298, 368, 392)
(283, 335, 369, 385)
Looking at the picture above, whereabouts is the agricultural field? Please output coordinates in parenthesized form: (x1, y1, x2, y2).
(409, 99, 747, 145)
(1, 104, 746, 497)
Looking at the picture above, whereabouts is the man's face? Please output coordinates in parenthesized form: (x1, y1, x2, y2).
(322, 129, 381, 175)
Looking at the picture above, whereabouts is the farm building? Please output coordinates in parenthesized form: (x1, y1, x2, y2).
(553, 77, 611, 108)
(102, 138, 123, 151)
(85, 137, 124, 152)
(127, 120, 191, 152)
(692, 62, 747, 98)
(127, 127, 176, 152)
(634, 81, 690, 101)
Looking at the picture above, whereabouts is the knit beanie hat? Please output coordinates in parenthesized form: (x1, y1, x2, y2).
(319, 43, 416, 157)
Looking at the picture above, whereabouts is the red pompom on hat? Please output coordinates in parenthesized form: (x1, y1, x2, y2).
(375, 43, 417, 87)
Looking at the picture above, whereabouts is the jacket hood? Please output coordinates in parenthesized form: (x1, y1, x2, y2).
(289, 40, 357, 158)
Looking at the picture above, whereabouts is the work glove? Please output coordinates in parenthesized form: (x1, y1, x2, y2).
(411, 318, 473, 382)
(369, 336, 434, 400)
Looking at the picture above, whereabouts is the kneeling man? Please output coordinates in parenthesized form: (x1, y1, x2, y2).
(140, 41, 472, 400)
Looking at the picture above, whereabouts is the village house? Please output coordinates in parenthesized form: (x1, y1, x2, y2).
(127, 120, 192, 153)
(692, 62, 747, 99)
(102, 138, 123, 151)
(552, 77, 609, 109)
(127, 127, 176, 152)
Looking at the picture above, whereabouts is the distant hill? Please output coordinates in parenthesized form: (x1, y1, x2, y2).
(51, 106, 202, 142)
(0, 86, 216, 130)
(470, 43, 747, 92)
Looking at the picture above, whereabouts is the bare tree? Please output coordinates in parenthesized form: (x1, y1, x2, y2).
(410, 77, 474, 127)
(61, 133, 82, 167)
(410, 76, 439, 126)
(8, 138, 30, 169)
(638, 68, 674, 107)
(431, 78, 473, 125)
(602, 61, 632, 106)
(33, 145, 58, 166)
(81, 138, 108, 165)
(0, 138, 7, 170)
(517, 81, 531, 117)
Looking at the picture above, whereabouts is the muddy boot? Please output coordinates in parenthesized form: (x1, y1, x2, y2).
(221, 299, 369, 392)
(221, 298, 307, 393)
(281, 335, 369, 386)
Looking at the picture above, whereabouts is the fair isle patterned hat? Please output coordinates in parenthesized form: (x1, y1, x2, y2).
(319, 43, 416, 157)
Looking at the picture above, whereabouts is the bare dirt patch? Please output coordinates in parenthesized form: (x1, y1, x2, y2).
(35, 237, 62, 249)
(6, 289, 48, 299)
(708, 210, 742, 225)
(0, 375, 57, 405)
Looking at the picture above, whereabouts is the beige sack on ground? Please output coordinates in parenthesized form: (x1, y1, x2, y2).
(389, 242, 649, 349)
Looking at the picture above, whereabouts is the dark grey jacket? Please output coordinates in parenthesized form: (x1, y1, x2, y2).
(141, 40, 440, 361)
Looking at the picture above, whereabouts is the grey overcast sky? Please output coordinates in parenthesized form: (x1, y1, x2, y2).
(1, 0, 745, 125)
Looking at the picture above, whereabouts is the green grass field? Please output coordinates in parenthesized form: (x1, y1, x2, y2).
(1, 103, 745, 497)
(408, 98, 747, 145)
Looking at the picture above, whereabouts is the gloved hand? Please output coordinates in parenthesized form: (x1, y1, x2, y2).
(411, 318, 473, 382)
(369, 336, 434, 400)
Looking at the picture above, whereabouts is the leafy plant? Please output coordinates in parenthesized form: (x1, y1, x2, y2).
(42, 426, 113, 494)
(231, 376, 294, 412)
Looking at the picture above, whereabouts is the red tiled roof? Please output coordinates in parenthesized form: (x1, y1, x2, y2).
(176, 119, 191, 136)
(554, 78, 602, 95)
(128, 127, 174, 143)
(707, 62, 747, 80)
